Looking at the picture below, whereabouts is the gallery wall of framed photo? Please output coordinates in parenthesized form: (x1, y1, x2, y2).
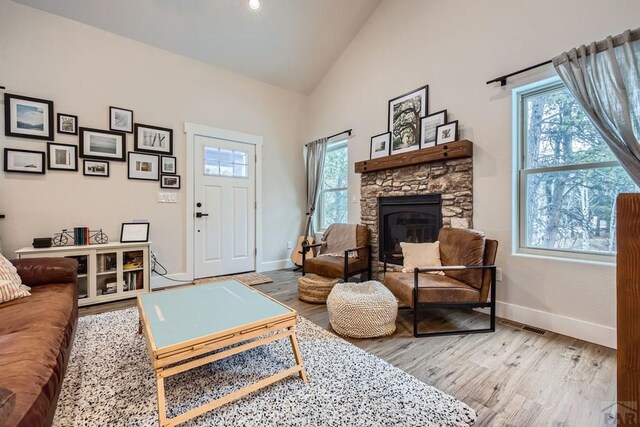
(2, 92, 181, 189)
(369, 83, 461, 160)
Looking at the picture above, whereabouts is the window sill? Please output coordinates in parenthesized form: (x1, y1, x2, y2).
(513, 249, 616, 267)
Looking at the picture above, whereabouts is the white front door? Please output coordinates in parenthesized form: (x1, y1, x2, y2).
(194, 135, 256, 278)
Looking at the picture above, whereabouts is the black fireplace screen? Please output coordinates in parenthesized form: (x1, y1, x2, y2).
(378, 195, 442, 262)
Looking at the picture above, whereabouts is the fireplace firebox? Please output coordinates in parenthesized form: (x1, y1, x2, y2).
(378, 195, 442, 262)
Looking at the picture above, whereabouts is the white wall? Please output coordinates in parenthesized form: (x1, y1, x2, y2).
(0, 0, 306, 279)
(303, 0, 640, 348)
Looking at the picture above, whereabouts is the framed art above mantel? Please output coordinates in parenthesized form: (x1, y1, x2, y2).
(388, 85, 428, 156)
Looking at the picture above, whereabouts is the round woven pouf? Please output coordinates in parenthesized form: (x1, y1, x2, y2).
(326, 281, 398, 338)
(297, 274, 341, 304)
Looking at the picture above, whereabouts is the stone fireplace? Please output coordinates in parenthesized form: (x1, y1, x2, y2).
(360, 157, 473, 275)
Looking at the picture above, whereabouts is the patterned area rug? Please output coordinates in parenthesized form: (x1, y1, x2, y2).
(194, 272, 273, 286)
(54, 308, 476, 426)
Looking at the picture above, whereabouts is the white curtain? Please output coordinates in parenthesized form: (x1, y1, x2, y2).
(304, 137, 328, 238)
(553, 28, 640, 186)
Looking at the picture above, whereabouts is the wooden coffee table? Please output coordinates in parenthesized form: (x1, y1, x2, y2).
(137, 280, 308, 426)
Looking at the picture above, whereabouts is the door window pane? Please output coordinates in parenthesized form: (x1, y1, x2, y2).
(204, 147, 249, 177)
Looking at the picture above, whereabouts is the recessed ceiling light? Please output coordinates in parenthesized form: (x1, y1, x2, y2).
(249, 0, 261, 10)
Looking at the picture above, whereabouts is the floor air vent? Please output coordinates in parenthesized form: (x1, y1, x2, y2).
(522, 325, 547, 335)
(499, 319, 547, 336)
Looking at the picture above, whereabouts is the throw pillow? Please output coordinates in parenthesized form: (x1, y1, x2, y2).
(400, 241, 445, 275)
(0, 279, 30, 304)
(0, 253, 21, 285)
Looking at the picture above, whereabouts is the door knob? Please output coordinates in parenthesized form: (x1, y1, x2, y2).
(195, 212, 209, 218)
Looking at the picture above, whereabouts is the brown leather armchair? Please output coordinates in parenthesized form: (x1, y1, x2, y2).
(301, 224, 372, 282)
(384, 228, 498, 337)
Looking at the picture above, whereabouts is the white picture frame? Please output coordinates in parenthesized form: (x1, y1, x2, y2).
(420, 110, 447, 148)
(120, 222, 150, 243)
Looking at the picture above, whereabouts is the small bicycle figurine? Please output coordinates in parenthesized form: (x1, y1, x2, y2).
(53, 229, 109, 246)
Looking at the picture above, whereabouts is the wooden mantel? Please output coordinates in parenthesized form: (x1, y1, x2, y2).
(355, 139, 473, 174)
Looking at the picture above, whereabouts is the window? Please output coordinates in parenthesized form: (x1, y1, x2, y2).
(515, 79, 637, 261)
(318, 140, 348, 231)
(203, 147, 248, 178)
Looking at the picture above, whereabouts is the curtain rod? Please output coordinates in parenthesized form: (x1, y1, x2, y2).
(486, 60, 552, 86)
(327, 128, 352, 140)
(305, 129, 352, 146)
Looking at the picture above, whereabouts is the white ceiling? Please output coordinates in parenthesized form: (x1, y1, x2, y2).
(13, 0, 382, 94)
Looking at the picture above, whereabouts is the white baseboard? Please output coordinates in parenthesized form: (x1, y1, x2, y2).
(150, 259, 292, 289)
(259, 259, 294, 272)
(151, 272, 193, 290)
(479, 301, 616, 349)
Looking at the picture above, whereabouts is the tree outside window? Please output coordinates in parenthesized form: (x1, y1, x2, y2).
(318, 140, 348, 231)
(517, 80, 637, 260)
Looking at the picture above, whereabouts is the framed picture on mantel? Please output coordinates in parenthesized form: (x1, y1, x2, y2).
(435, 120, 459, 144)
(420, 109, 447, 149)
(370, 132, 390, 159)
(388, 85, 428, 155)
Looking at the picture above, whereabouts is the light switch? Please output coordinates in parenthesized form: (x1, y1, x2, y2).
(158, 192, 177, 203)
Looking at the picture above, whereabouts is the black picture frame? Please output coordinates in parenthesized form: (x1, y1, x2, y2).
(161, 156, 177, 174)
(388, 85, 428, 155)
(134, 123, 173, 155)
(160, 174, 181, 189)
(420, 109, 447, 149)
(83, 160, 110, 177)
(370, 132, 391, 159)
(57, 113, 78, 135)
(128, 152, 160, 181)
(435, 120, 459, 144)
(109, 106, 134, 133)
(47, 142, 78, 171)
(79, 127, 126, 161)
(3, 148, 46, 174)
(120, 222, 150, 243)
(4, 93, 54, 141)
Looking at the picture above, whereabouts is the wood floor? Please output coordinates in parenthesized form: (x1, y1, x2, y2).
(79, 269, 616, 427)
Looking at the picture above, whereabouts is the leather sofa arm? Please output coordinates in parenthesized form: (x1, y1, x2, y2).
(11, 258, 78, 287)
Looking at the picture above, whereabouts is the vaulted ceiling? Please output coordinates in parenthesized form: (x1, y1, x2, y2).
(13, 0, 382, 94)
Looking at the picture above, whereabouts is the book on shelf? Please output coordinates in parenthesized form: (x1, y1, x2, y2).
(73, 226, 90, 246)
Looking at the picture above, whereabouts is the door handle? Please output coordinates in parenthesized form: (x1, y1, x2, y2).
(195, 212, 209, 218)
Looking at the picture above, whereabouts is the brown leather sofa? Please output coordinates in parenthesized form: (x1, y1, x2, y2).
(384, 228, 498, 337)
(0, 258, 78, 427)
(301, 224, 372, 282)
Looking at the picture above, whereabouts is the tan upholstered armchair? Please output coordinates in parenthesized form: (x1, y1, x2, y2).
(384, 228, 498, 337)
(301, 224, 372, 282)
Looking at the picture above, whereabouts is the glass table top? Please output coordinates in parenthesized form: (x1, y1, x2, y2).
(138, 280, 293, 349)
